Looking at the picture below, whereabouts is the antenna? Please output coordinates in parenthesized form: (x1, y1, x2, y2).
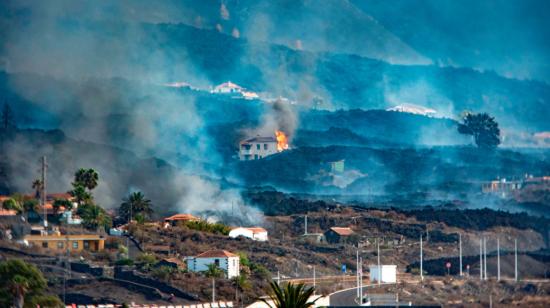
(497, 238, 500, 281)
(420, 234, 423, 281)
(459, 233, 463, 276)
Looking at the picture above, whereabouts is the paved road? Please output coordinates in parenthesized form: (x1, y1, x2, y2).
(329, 282, 396, 306)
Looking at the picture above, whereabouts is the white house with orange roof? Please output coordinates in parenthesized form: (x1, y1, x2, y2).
(229, 227, 268, 242)
(186, 249, 240, 278)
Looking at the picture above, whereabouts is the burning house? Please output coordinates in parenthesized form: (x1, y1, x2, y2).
(239, 131, 289, 160)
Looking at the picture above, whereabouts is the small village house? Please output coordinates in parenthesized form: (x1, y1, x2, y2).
(324, 227, 355, 244)
(211, 81, 244, 94)
(229, 227, 268, 241)
(23, 234, 105, 252)
(186, 250, 240, 278)
(164, 213, 200, 226)
(239, 136, 278, 160)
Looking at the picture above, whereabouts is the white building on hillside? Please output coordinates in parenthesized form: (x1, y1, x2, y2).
(186, 250, 240, 278)
(229, 227, 268, 241)
(212, 81, 244, 94)
(369, 265, 397, 283)
(386, 103, 437, 117)
(239, 136, 278, 160)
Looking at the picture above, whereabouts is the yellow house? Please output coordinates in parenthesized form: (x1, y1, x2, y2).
(24, 234, 105, 252)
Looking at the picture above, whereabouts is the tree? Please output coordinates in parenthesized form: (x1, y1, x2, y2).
(73, 168, 99, 191)
(0, 259, 61, 308)
(77, 203, 111, 230)
(53, 199, 72, 214)
(69, 185, 92, 206)
(119, 191, 153, 222)
(2, 198, 22, 213)
(261, 282, 318, 308)
(204, 263, 225, 278)
(457, 112, 500, 148)
(31, 179, 42, 200)
(1, 103, 15, 130)
(22, 199, 39, 213)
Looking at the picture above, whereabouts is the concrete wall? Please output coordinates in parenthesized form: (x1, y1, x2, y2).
(369, 265, 397, 283)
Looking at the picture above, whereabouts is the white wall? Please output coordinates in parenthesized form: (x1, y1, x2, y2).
(253, 231, 268, 242)
(369, 265, 397, 283)
(229, 228, 268, 242)
(187, 256, 240, 278)
(239, 142, 278, 160)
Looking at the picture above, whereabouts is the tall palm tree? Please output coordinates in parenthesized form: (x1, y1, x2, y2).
(8, 275, 28, 308)
(261, 282, 318, 308)
(31, 179, 42, 200)
(74, 168, 99, 191)
(69, 185, 92, 206)
(119, 191, 153, 222)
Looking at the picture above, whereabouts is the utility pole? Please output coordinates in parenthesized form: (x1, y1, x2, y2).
(459, 233, 463, 277)
(359, 257, 363, 305)
(479, 238, 483, 281)
(377, 238, 381, 286)
(420, 234, 423, 282)
(355, 250, 360, 297)
(515, 238, 518, 282)
(41, 156, 47, 228)
(483, 237, 487, 280)
(497, 238, 500, 281)
(304, 215, 308, 235)
(277, 270, 280, 285)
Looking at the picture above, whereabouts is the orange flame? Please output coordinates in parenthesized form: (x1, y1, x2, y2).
(275, 130, 289, 152)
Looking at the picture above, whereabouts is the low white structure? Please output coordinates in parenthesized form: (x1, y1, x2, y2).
(229, 227, 268, 241)
(212, 81, 244, 94)
(186, 250, 240, 278)
(369, 265, 397, 283)
(239, 136, 278, 160)
(61, 211, 82, 225)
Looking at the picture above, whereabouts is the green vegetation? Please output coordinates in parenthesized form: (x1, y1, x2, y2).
(119, 191, 154, 222)
(31, 179, 42, 199)
(0, 259, 62, 308)
(77, 203, 111, 230)
(184, 220, 231, 235)
(115, 258, 134, 266)
(261, 281, 318, 308)
(458, 112, 500, 148)
(136, 253, 158, 270)
(69, 168, 99, 205)
(151, 266, 175, 281)
(2, 198, 22, 213)
(204, 263, 224, 278)
(53, 199, 72, 214)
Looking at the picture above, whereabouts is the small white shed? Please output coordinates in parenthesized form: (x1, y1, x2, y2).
(229, 227, 268, 241)
(369, 265, 397, 283)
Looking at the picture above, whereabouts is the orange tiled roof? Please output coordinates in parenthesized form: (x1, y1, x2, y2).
(246, 227, 267, 233)
(196, 249, 238, 258)
(329, 227, 354, 236)
(164, 214, 199, 221)
(0, 209, 17, 216)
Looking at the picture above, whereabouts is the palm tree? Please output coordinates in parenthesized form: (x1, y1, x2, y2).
(78, 204, 111, 231)
(261, 281, 318, 308)
(204, 263, 225, 278)
(74, 168, 99, 191)
(119, 191, 153, 222)
(69, 185, 92, 206)
(8, 275, 28, 308)
(31, 179, 42, 200)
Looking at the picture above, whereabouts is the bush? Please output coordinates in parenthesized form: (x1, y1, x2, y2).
(151, 266, 174, 281)
(116, 258, 134, 266)
(184, 220, 231, 235)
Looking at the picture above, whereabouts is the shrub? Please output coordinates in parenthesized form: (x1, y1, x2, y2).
(151, 266, 174, 281)
(115, 258, 134, 266)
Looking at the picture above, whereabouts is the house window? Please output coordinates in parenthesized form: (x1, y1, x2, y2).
(72, 241, 78, 249)
(254, 154, 258, 159)
(57, 242, 64, 249)
(215, 259, 220, 267)
(264, 143, 268, 150)
(84, 241, 90, 249)
(256, 144, 260, 150)
(42, 242, 48, 248)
